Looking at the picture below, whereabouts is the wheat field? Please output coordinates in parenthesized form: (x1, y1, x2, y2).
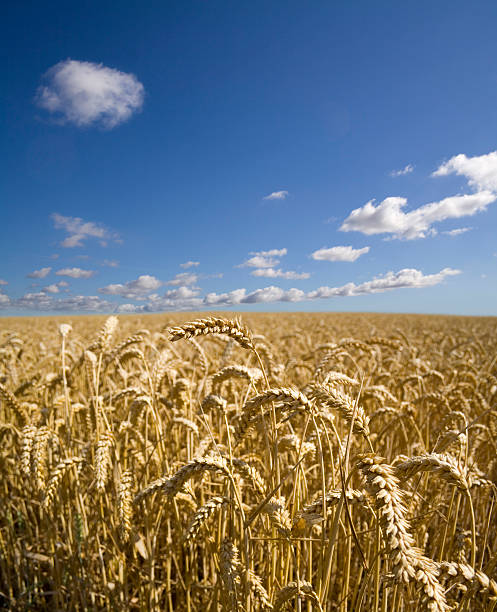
(0, 312, 496, 611)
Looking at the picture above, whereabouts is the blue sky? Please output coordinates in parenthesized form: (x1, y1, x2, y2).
(1, 1, 497, 315)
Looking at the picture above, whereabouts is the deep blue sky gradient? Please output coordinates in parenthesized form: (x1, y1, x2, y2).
(1, 1, 497, 314)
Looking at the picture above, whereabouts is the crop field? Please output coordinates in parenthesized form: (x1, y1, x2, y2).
(0, 312, 496, 611)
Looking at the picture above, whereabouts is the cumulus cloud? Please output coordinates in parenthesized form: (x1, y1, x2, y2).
(99, 274, 162, 299)
(52, 213, 120, 248)
(340, 193, 495, 240)
(442, 227, 472, 237)
(101, 260, 119, 267)
(35, 59, 144, 128)
(166, 273, 198, 286)
(251, 268, 310, 279)
(149, 267, 460, 310)
(239, 248, 287, 268)
(263, 190, 289, 200)
(0, 292, 114, 312)
(42, 284, 60, 294)
(311, 246, 370, 262)
(27, 267, 51, 279)
(180, 261, 200, 269)
(0, 279, 7, 285)
(0, 294, 10, 305)
(433, 151, 497, 192)
(56, 268, 95, 279)
(390, 164, 414, 177)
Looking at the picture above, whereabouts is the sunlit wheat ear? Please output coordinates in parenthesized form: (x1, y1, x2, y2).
(211, 365, 263, 390)
(32, 426, 51, 491)
(357, 455, 448, 612)
(273, 581, 323, 612)
(187, 337, 208, 374)
(184, 496, 230, 543)
(247, 569, 273, 610)
(20, 424, 37, 476)
(219, 539, 241, 609)
(393, 453, 469, 490)
(293, 488, 366, 532)
(438, 562, 497, 601)
(133, 456, 231, 504)
(236, 387, 312, 441)
(277, 433, 316, 459)
(201, 394, 227, 412)
(169, 317, 254, 350)
(0, 382, 26, 425)
(262, 496, 292, 538)
(118, 470, 133, 543)
(229, 457, 266, 495)
(42, 457, 84, 510)
(90, 315, 118, 353)
(151, 349, 172, 392)
(95, 430, 114, 492)
(308, 382, 370, 438)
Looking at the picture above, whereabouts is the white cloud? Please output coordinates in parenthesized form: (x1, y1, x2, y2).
(0, 279, 7, 285)
(0, 294, 10, 305)
(251, 268, 310, 279)
(311, 245, 370, 262)
(42, 284, 60, 294)
(35, 59, 144, 129)
(101, 259, 119, 267)
(306, 268, 460, 299)
(99, 274, 162, 299)
(56, 268, 95, 279)
(144, 286, 203, 311)
(340, 192, 495, 240)
(57, 280, 69, 287)
(180, 261, 200, 269)
(239, 248, 287, 268)
(390, 164, 414, 177)
(263, 190, 289, 200)
(166, 272, 198, 286)
(27, 267, 51, 279)
(1, 292, 114, 312)
(195, 267, 460, 308)
(433, 151, 497, 192)
(442, 227, 472, 236)
(52, 213, 120, 248)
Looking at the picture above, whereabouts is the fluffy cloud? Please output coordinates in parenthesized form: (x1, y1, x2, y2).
(27, 267, 51, 279)
(102, 260, 119, 267)
(0, 279, 7, 285)
(166, 273, 198, 286)
(306, 268, 459, 299)
(99, 274, 162, 299)
(433, 151, 497, 192)
(340, 193, 495, 240)
(263, 190, 289, 200)
(35, 59, 144, 129)
(390, 164, 414, 177)
(239, 248, 287, 268)
(56, 268, 95, 279)
(42, 284, 60, 294)
(311, 246, 370, 262)
(2, 293, 114, 312)
(442, 227, 472, 237)
(193, 267, 460, 308)
(251, 268, 310, 279)
(144, 286, 203, 311)
(0, 294, 10, 305)
(52, 213, 120, 248)
(180, 261, 200, 269)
